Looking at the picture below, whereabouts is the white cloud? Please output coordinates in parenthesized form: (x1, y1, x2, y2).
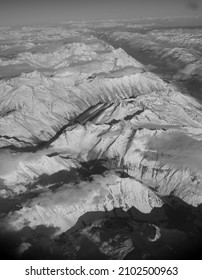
(145, 132, 202, 172)
(0, 151, 20, 175)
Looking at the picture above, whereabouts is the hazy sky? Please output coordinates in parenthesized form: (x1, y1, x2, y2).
(0, 0, 202, 26)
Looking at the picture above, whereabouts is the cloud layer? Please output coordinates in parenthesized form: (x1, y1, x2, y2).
(145, 132, 202, 172)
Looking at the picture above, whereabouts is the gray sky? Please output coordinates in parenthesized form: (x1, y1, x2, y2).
(0, 0, 202, 26)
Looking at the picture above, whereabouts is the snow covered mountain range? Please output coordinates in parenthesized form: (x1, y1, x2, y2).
(0, 20, 202, 259)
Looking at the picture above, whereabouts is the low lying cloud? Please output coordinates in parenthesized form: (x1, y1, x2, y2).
(145, 132, 202, 172)
(28, 173, 115, 208)
(0, 151, 20, 175)
(4, 173, 118, 233)
(0, 148, 53, 176)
